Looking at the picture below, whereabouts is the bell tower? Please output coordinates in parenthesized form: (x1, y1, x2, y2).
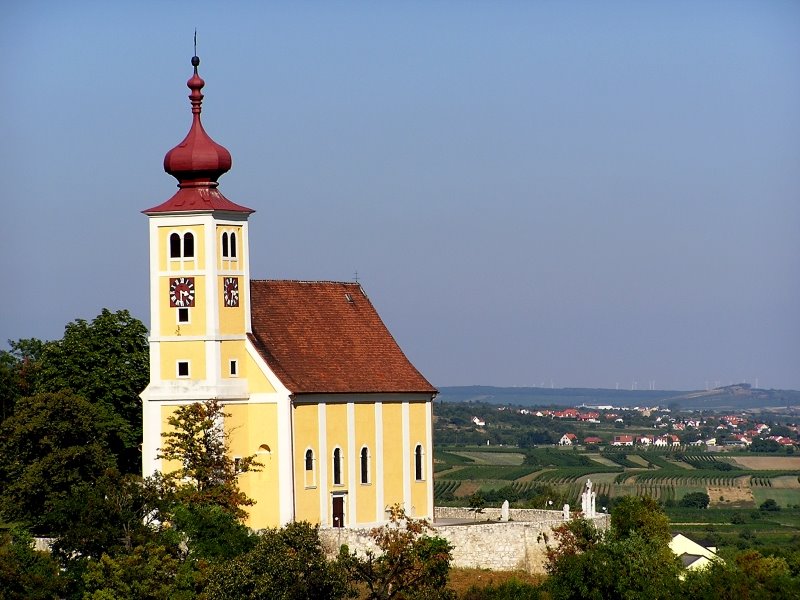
(140, 55, 255, 476)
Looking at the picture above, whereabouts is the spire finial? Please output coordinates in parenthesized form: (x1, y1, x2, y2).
(187, 33, 204, 116)
(192, 29, 199, 71)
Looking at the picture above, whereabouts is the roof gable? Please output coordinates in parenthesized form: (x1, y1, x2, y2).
(248, 280, 436, 395)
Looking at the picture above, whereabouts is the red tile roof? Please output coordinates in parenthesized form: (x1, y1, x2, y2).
(248, 280, 436, 395)
(143, 187, 254, 215)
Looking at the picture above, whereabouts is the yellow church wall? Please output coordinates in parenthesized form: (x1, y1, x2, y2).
(326, 403, 348, 494)
(158, 276, 207, 337)
(159, 340, 206, 380)
(159, 404, 183, 475)
(409, 401, 429, 516)
(293, 403, 321, 523)
(218, 276, 246, 334)
(220, 340, 246, 380)
(354, 403, 376, 523)
(382, 402, 404, 507)
(243, 353, 276, 394)
(158, 225, 204, 272)
(225, 403, 281, 529)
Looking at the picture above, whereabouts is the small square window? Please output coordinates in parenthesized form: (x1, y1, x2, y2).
(233, 456, 242, 473)
(229, 359, 238, 377)
(177, 361, 190, 378)
(178, 308, 189, 323)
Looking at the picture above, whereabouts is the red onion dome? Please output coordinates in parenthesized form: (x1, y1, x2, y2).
(163, 55, 232, 187)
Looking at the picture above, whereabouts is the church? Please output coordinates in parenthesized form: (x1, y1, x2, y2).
(140, 55, 436, 530)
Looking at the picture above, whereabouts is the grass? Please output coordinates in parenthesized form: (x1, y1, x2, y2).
(625, 454, 650, 467)
(584, 454, 619, 467)
(452, 451, 526, 466)
(751, 488, 800, 508)
(436, 450, 478, 466)
(447, 568, 545, 597)
(438, 465, 541, 481)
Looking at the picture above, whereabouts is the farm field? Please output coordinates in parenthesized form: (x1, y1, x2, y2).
(731, 456, 800, 470)
(433, 445, 800, 549)
(448, 451, 525, 465)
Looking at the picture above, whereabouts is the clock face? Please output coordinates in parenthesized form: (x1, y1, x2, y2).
(223, 277, 239, 307)
(169, 277, 195, 307)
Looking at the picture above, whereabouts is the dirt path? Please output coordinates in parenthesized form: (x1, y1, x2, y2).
(708, 485, 754, 507)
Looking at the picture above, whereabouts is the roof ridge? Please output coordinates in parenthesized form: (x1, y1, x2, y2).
(250, 279, 362, 285)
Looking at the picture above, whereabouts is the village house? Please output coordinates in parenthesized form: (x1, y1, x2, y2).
(559, 433, 578, 446)
(612, 435, 634, 447)
(670, 533, 722, 571)
(554, 408, 579, 419)
(653, 434, 681, 447)
(577, 411, 600, 422)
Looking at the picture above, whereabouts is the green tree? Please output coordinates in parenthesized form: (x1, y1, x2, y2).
(759, 498, 780, 512)
(750, 438, 780, 453)
(157, 398, 261, 519)
(35, 309, 148, 472)
(0, 338, 46, 422)
(611, 495, 671, 543)
(679, 492, 711, 509)
(47, 469, 166, 560)
(469, 492, 486, 520)
(339, 504, 454, 600)
(681, 549, 800, 599)
(165, 503, 256, 562)
(204, 521, 350, 600)
(543, 499, 682, 600)
(0, 390, 116, 530)
(81, 541, 204, 600)
(0, 526, 67, 600)
(544, 524, 681, 600)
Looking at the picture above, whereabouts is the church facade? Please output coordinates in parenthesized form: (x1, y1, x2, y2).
(140, 56, 436, 529)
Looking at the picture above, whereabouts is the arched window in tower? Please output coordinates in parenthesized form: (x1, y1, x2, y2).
(230, 231, 237, 258)
(414, 444, 424, 481)
(183, 232, 195, 258)
(333, 447, 343, 486)
(221, 232, 229, 257)
(169, 233, 181, 258)
(360, 446, 370, 484)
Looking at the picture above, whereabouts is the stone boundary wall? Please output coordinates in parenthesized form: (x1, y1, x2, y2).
(319, 510, 610, 574)
(434, 506, 569, 523)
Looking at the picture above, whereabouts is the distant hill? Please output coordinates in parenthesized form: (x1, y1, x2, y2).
(436, 384, 800, 411)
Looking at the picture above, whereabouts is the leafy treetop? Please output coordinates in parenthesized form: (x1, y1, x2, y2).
(157, 398, 261, 519)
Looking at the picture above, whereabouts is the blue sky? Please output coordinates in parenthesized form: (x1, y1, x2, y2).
(1, 1, 798, 390)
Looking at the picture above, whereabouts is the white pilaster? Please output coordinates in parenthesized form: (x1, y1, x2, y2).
(425, 399, 434, 519)
(402, 401, 410, 511)
(278, 396, 293, 524)
(347, 401, 356, 525)
(318, 402, 328, 525)
(375, 402, 384, 521)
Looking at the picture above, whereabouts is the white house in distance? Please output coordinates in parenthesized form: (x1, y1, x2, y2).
(612, 435, 634, 446)
(559, 433, 577, 446)
(670, 533, 722, 571)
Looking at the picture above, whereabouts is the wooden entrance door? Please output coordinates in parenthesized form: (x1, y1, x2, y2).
(332, 496, 345, 528)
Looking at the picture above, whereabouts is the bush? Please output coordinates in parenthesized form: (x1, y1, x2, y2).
(461, 579, 542, 599)
(205, 521, 350, 600)
(760, 499, 780, 512)
(679, 492, 710, 509)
